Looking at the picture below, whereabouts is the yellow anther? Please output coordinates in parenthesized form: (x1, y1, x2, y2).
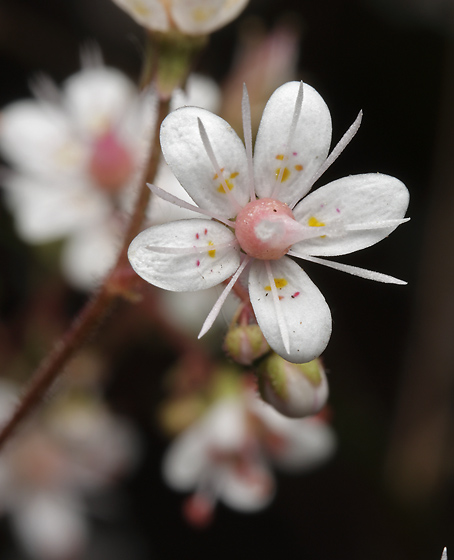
(264, 278, 288, 291)
(308, 216, 325, 228)
(275, 167, 291, 182)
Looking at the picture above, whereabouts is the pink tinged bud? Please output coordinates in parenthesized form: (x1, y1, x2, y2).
(257, 353, 329, 418)
(88, 130, 133, 192)
(223, 324, 270, 365)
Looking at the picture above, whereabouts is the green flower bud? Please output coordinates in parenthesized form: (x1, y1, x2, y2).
(257, 353, 328, 418)
(224, 324, 270, 365)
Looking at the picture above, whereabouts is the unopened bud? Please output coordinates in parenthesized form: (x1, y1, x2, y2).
(257, 353, 328, 418)
(224, 324, 270, 365)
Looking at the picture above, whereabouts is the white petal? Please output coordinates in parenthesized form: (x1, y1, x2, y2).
(13, 494, 87, 560)
(248, 257, 332, 363)
(273, 418, 336, 472)
(253, 81, 332, 205)
(162, 423, 209, 491)
(219, 462, 275, 512)
(111, 0, 169, 31)
(61, 218, 121, 291)
(3, 173, 109, 243)
(128, 219, 240, 291)
(160, 107, 249, 218)
(0, 100, 81, 178)
(171, 0, 248, 35)
(171, 74, 221, 114)
(292, 173, 409, 256)
(63, 66, 136, 137)
(146, 163, 200, 224)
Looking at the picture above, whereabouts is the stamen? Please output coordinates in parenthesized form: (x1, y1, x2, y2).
(197, 118, 243, 214)
(198, 257, 251, 339)
(145, 240, 239, 254)
(345, 218, 410, 231)
(265, 261, 290, 354)
(288, 252, 407, 284)
(80, 41, 104, 69)
(242, 84, 256, 201)
(271, 81, 304, 198)
(29, 74, 63, 108)
(147, 183, 236, 228)
(290, 110, 363, 209)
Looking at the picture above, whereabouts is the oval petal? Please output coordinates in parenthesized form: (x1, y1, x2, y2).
(253, 81, 332, 205)
(248, 257, 332, 363)
(292, 173, 410, 256)
(128, 219, 241, 291)
(171, 0, 248, 35)
(160, 107, 249, 218)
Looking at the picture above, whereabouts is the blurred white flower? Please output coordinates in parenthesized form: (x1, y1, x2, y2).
(162, 386, 336, 526)
(0, 50, 154, 290)
(0, 381, 139, 560)
(0, 47, 220, 290)
(111, 0, 249, 35)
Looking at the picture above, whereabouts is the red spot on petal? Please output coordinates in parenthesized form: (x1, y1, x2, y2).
(336, 208, 340, 213)
(196, 260, 200, 267)
(196, 233, 199, 239)
(291, 292, 300, 298)
(204, 228, 208, 235)
(292, 152, 298, 156)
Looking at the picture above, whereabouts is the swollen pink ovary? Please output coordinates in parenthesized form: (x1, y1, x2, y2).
(89, 130, 133, 191)
(235, 198, 297, 260)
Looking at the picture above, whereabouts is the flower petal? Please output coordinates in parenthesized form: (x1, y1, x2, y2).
(0, 100, 79, 178)
(111, 0, 170, 31)
(160, 107, 249, 218)
(248, 256, 332, 363)
(171, 0, 249, 35)
(63, 67, 136, 137)
(3, 174, 109, 243)
(292, 173, 409, 256)
(128, 219, 240, 291)
(253, 81, 332, 205)
(220, 462, 275, 512)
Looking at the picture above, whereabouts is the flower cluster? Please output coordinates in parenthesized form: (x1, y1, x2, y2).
(128, 80, 410, 363)
(162, 374, 335, 526)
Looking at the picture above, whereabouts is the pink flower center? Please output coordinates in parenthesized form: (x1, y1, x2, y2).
(235, 198, 297, 260)
(89, 130, 133, 192)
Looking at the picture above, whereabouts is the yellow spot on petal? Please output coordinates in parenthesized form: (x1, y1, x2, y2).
(192, 7, 215, 23)
(275, 167, 291, 182)
(208, 241, 216, 258)
(294, 164, 303, 171)
(308, 216, 325, 228)
(275, 154, 286, 161)
(264, 278, 288, 291)
(131, 0, 150, 16)
(308, 216, 326, 238)
(229, 172, 239, 179)
(217, 179, 234, 193)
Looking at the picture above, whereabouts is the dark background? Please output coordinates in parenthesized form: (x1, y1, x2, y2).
(0, 0, 452, 558)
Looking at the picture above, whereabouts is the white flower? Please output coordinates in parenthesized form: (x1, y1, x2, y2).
(0, 48, 220, 290)
(162, 391, 335, 524)
(128, 81, 410, 363)
(111, 0, 249, 35)
(0, 52, 154, 290)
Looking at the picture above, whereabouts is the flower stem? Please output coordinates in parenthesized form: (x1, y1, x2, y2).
(0, 95, 170, 451)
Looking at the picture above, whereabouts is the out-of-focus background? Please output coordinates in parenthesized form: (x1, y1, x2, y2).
(0, 0, 452, 558)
